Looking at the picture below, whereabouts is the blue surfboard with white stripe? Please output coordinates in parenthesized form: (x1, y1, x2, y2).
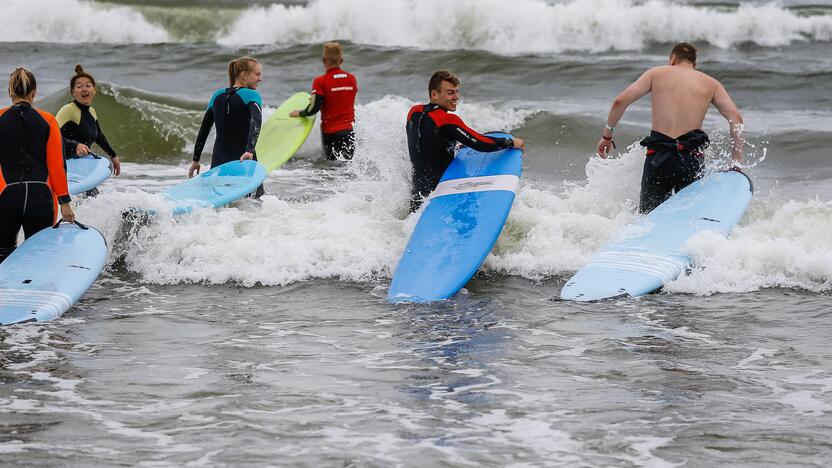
(0, 223, 107, 325)
(560, 170, 752, 301)
(164, 160, 266, 215)
(388, 132, 522, 303)
(67, 154, 113, 195)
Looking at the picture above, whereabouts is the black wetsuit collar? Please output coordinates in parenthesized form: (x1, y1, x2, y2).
(12, 101, 33, 109)
(73, 100, 91, 111)
(423, 103, 441, 113)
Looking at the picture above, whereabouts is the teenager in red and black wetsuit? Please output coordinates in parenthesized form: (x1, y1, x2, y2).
(290, 42, 358, 160)
(0, 68, 74, 263)
(406, 70, 525, 211)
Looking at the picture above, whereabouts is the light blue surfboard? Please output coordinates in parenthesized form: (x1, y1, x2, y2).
(0, 222, 108, 325)
(67, 154, 113, 195)
(560, 170, 753, 302)
(389, 132, 522, 303)
(164, 160, 266, 215)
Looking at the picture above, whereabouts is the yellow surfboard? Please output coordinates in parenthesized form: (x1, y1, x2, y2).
(255, 92, 316, 172)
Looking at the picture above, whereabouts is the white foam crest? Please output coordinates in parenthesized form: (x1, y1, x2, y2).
(77, 96, 532, 286)
(217, 0, 832, 52)
(666, 198, 832, 295)
(0, 0, 169, 44)
(77, 94, 831, 295)
(484, 144, 647, 278)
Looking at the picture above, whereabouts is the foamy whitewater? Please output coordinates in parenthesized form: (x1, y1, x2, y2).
(0, 0, 170, 44)
(219, 0, 832, 52)
(1, 0, 831, 466)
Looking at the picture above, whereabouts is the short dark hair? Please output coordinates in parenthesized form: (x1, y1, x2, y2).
(670, 42, 697, 64)
(428, 70, 459, 97)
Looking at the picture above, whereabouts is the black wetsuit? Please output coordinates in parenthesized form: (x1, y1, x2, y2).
(56, 100, 117, 160)
(0, 103, 71, 263)
(194, 87, 263, 197)
(639, 129, 709, 213)
(405, 103, 513, 211)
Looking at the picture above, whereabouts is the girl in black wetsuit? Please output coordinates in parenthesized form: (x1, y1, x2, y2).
(56, 65, 121, 176)
(189, 56, 263, 197)
(0, 68, 75, 263)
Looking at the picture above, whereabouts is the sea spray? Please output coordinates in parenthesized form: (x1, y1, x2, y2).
(218, 0, 832, 52)
(71, 95, 828, 295)
(0, 0, 169, 44)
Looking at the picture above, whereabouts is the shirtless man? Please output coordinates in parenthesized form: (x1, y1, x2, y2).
(597, 42, 744, 213)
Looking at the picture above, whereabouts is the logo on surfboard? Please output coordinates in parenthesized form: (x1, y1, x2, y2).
(452, 181, 495, 190)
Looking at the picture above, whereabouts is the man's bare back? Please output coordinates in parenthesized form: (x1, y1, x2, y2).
(595, 42, 745, 213)
(597, 48, 743, 163)
(648, 65, 718, 138)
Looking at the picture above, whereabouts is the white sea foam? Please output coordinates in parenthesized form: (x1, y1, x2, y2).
(0, 0, 169, 44)
(667, 198, 832, 294)
(74, 94, 831, 296)
(218, 0, 832, 52)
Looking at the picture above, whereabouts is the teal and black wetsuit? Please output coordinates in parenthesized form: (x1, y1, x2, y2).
(56, 100, 117, 160)
(193, 87, 263, 196)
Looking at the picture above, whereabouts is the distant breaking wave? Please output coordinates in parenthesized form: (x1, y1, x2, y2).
(0, 0, 169, 44)
(3, 0, 830, 49)
(218, 0, 832, 52)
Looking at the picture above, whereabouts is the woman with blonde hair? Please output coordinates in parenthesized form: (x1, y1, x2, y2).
(0, 68, 74, 263)
(189, 56, 264, 196)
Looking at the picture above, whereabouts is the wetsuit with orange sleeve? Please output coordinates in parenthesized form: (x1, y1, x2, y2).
(0, 102, 71, 263)
(405, 103, 513, 211)
(298, 67, 358, 160)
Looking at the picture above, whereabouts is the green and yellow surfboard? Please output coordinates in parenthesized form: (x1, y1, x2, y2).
(256, 92, 316, 172)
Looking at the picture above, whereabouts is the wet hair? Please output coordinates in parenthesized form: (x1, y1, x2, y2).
(428, 70, 460, 98)
(670, 42, 697, 65)
(8, 67, 37, 99)
(227, 56, 259, 87)
(322, 42, 343, 66)
(70, 64, 96, 90)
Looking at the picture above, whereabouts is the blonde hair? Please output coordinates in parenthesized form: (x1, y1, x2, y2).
(227, 56, 259, 87)
(322, 42, 343, 67)
(8, 67, 37, 100)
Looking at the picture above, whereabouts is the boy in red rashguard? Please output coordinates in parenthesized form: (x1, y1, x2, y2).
(291, 42, 358, 160)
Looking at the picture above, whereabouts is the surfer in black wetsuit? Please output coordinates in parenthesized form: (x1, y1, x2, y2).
(190, 56, 264, 197)
(596, 42, 745, 213)
(57, 65, 121, 176)
(405, 70, 525, 211)
(0, 68, 74, 264)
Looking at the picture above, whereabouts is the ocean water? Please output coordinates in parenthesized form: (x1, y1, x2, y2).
(1, 0, 831, 465)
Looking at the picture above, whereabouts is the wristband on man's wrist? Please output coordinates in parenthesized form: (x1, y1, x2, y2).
(601, 134, 616, 149)
(604, 122, 615, 132)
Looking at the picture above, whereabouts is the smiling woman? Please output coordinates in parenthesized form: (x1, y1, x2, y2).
(55, 65, 122, 176)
